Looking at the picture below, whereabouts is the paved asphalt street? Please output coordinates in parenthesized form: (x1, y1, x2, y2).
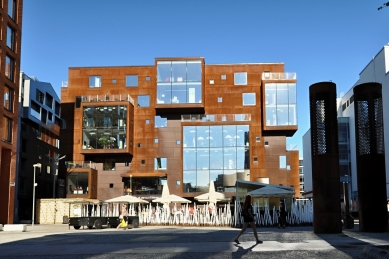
(1, 224, 389, 259)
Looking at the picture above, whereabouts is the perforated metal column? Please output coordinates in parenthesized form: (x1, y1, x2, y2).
(309, 82, 342, 233)
(353, 82, 388, 232)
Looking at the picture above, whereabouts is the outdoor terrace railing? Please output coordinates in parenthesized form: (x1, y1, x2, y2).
(80, 94, 134, 105)
(181, 114, 251, 122)
(65, 161, 97, 170)
(262, 72, 296, 80)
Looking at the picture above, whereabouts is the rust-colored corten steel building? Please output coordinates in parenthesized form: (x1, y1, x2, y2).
(0, 0, 23, 224)
(61, 58, 300, 201)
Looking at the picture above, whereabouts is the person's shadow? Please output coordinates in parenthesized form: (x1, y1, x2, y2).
(232, 242, 258, 258)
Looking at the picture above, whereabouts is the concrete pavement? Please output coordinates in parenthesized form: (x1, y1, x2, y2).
(0, 224, 388, 258)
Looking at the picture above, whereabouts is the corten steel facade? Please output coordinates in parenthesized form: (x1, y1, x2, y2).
(60, 58, 300, 201)
(0, 0, 23, 224)
(309, 82, 342, 233)
(353, 82, 388, 232)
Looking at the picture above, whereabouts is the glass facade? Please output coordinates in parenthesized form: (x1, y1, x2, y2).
(265, 83, 297, 126)
(157, 60, 202, 104)
(82, 105, 127, 150)
(67, 172, 89, 194)
(183, 125, 250, 193)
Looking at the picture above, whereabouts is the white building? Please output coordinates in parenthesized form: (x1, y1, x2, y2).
(303, 43, 389, 201)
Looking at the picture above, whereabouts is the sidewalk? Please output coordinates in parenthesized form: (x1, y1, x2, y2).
(0, 224, 388, 259)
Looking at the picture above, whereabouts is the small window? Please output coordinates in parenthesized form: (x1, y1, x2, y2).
(141, 160, 145, 164)
(253, 157, 258, 162)
(2, 116, 12, 142)
(154, 138, 158, 143)
(154, 158, 167, 170)
(176, 180, 180, 186)
(234, 72, 247, 85)
(221, 74, 226, 80)
(3, 86, 13, 110)
(210, 79, 214, 84)
(137, 143, 141, 148)
(89, 76, 101, 88)
(265, 141, 269, 146)
(243, 93, 256, 106)
(218, 97, 222, 103)
(145, 119, 150, 124)
(176, 140, 180, 145)
(5, 56, 15, 81)
(146, 76, 150, 81)
(112, 79, 117, 84)
(125, 162, 129, 166)
(6, 26, 15, 51)
(222, 115, 226, 121)
(109, 183, 114, 188)
(256, 136, 260, 142)
(126, 75, 138, 87)
(155, 116, 167, 128)
(103, 159, 115, 171)
(137, 95, 150, 107)
(279, 156, 286, 168)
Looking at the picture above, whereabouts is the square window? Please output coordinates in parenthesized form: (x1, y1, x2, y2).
(221, 74, 226, 80)
(126, 75, 138, 87)
(154, 158, 167, 170)
(125, 162, 129, 166)
(176, 140, 180, 145)
(155, 116, 167, 128)
(141, 160, 145, 164)
(112, 79, 116, 84)
(234, 72, 247, 85)
(243, 93, 256, 105)
(218, 97, 222, 103)
(176, 180, 180, 185)
(104, 159, 115, 171)
(155, 138, 158, 143)
(210, 79, 214, 84)
(109, 183, 114, 188)
(89, 76, 101, 88)
(138, 143, 141, 148)
(146, 76, 150, 81)
(146, 119, 150, 124)
(137, 95, 150, 107)
(256, 136, 260, 142)
(253, 157, 258, 162)
(265, 141, 269, 146)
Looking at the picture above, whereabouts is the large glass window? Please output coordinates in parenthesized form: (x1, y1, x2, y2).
(155, 116, 167, 128)
(3, 86, 13, 110)
(265, 83, 297, 126)
(82, 105, 127, 150)
(234, 72, 247, 85)
(123, 177, 166, 195)
(126, 75, 138, 87)
(7, 26, 15, 50)
(137, 95, 150, 107)
(157, 60, 202, 104)
(183, 125, 250, 193)
(5, 55, 14, 81)
(2, 116, 12, 142)
(89, 76, 101, 88)
(67, 172, 89, 194)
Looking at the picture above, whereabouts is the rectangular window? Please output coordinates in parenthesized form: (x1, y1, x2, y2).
(210, 79, 214, 84)
(36, 89, 44, 104)
(155, 116, 167, 128)
(126, 75, 138, 87)
(6, 26, 15, 50)
(8, 0, 16, 20)
(256, 136, 260, 142)
(154, 138, 158, 143)
(234, 72, 247, 85)
(3, 86, 13, 110)
(141, 160, 145, 164)
(89, 76, 101, 88)
(112, 79, 116, 84)
(145, 119, 150, 124)
(218, 97, 222, 103)
(45, 93, 53, 108)
(243, 93, 256, 106)
(2, 116, 12, 142)
(154, 158, 167, 170)
(103, 159, 115, 171)
(5, 55, 14, 81)
(279, 156, 286, 168)
(253, 157, 258, 162)
(146, 76, 150, 81)
(221, 74, 226, 80)
(137, 95, 150, 107)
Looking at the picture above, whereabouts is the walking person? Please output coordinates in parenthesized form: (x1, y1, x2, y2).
(234, 194, 262, 244)
(278, 200, 287, 228)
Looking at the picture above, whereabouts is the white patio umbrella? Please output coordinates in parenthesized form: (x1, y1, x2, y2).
(152, 182, 192, 204)
(194, 180, 232, 203)
(105, 194, 149, 204)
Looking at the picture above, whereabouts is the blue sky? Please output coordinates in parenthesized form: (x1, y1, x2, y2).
(21, 1, 389, 155)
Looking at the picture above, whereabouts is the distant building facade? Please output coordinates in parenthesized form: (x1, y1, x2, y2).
(60, 58, 300, 201)
(15, 73, 62, 223)
(0, 0, 23, 224)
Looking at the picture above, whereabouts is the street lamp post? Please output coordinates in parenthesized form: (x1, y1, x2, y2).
(32, 163, 41, 227)
(47, 154, 66, 198)
(130, 175, 132, 195)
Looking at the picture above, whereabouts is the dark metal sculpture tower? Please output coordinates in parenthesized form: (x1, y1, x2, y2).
(353, 82, 387, 232)
(309, 82, 342, 233)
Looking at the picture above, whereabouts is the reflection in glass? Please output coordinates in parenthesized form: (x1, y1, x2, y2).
(265, 83, 297, 126)
(67, 172, 89, 194)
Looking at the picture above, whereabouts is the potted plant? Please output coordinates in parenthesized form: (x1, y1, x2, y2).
(98, 135, 116, 149)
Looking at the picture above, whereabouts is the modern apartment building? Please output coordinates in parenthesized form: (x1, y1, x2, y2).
(60, 58, 300, 202)
(303, 43, 389, 204)
(0, 0, 23, 224)
(15, 73, 62, 223)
